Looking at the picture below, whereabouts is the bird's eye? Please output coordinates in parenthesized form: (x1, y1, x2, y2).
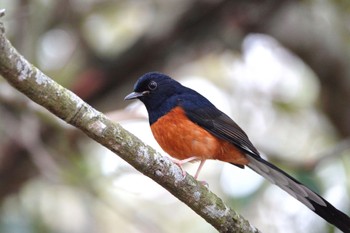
(148, 81, 157, 90)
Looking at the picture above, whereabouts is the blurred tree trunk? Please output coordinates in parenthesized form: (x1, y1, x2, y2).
(260, 3, 350, 138)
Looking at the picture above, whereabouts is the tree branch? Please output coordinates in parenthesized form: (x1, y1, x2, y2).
(0, 12, 259, 233)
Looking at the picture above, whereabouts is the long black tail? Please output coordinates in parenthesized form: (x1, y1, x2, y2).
(245, 154, 350, 233)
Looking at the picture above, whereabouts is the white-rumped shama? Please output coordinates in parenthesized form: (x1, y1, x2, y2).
(125, 72, 350, 232)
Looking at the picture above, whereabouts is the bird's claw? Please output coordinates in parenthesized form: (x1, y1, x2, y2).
(170, 158, 187, 178)
(199, 180, 209, 187)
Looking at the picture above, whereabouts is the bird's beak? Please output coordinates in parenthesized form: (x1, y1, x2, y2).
(124, 91, 149, 100)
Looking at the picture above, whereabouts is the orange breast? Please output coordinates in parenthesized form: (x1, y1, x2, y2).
(150, 106, 248, 165)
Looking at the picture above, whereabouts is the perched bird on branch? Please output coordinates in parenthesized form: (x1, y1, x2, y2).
(125, 72, 350, 233)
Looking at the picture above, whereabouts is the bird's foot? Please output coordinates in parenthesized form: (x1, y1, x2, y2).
(169, 156, 200, 178)
(199, 180, 209, 187)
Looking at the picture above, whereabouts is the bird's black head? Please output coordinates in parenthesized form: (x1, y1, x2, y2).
(124, 72, 184, 123)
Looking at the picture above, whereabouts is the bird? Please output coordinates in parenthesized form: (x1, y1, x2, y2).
(124, 72, 350, 233)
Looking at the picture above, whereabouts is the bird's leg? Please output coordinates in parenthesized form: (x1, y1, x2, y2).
(194, 159, 206, 180)
(170, 156, 200, 177)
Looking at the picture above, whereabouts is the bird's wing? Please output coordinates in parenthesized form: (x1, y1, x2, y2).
(182, 103, 260, 156)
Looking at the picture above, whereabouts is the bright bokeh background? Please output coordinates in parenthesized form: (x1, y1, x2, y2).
(0, 1, 349, 233)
